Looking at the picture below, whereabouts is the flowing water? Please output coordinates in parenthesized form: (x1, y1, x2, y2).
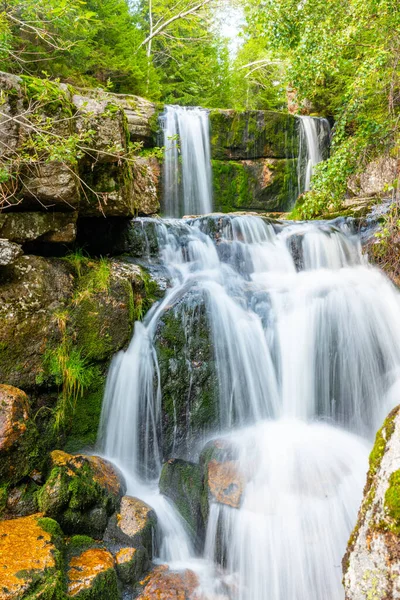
(297, 115, 331, 193)
(161, 105, 213, 217)
(99, 212, 400, 599)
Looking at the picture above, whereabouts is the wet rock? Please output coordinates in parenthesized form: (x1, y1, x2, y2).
(343, 405, 400, 599)
(67, 548, 119, 599)
(348, 157, 400, 198)
(200, 439, 244, 514)
(212, 158, 298, 213)
(38, 450, 125, 537)
(104, 496, 157, 557)
(159, 458, 204, 543)
(115, 546, 149, 584)
(209, 109, 299, 160)
(0, 239, 22, 266)
(0, 514, 64, 598)
(136, 564, 199, 599)
(0, 211, 78, 244)
(0, 384, 40, 484)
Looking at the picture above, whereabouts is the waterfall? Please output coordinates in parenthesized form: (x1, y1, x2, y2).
(98, 214, 400, 599)
(161, 106, 213, 217)
(297, 116, 331, 193)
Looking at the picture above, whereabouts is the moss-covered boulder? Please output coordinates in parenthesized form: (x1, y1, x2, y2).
(67, 548, 119, 599)
(104, 496, 156, 558)
(38, 450, 125, 537)
(155, 295, 218, 462)
(136, 565, 199, 600)
(209, 109, 299, 160)
(212, 158, 298, 213)
(0, 385, 42, 485)
(159, 458, 204, 544)
(343, 405, 400, 599)
(114, 546, 149, 585)
(0, 514, 64, 599)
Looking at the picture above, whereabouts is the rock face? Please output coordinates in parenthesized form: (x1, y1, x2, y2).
(0, 385, 40, 485)
(209, 109, 299, 160)
(67, 548, 119, 599)
(348, 157, 399, 198)
(212, 158, 298, 212)
(0, 514, 64, 599)
(343, 405, 400, 599)
(104, 495, 157, 557)
(0, 212, 78, 244)
(38, 450, 125, 537)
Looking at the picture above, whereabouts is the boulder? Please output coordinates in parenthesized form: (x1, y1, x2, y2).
(38, 450, 125, 537)
(136, 565, 199, 600)
(114, 546, 149, 584)
(0, 239, 22, 266)
(212, 158, 298, 212)
(343, 405, 400, 599)
(0, 384, 40, 484)
(0, 211, 78, 244)
(159, 458, 204, 543)
(104, 495, 156, 557)
(67, 548, 119, 599)
(209, 109, 299, 160)
(0, 514, 64, 599)
(348, 157, 399, 198)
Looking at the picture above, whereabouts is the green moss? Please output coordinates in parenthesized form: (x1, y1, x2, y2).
(37, 518, 65, 552)
(63, 377, 106, 453)
(0, 483, 9, 517)
(68, 535, 96, 552)
(384, 470, 400, 534)
(369, 407, 398, 477)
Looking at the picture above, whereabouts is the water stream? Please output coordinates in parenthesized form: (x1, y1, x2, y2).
(298, 115, 331, 193)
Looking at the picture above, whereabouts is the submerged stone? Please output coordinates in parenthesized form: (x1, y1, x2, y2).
(0, 514, 63, 599)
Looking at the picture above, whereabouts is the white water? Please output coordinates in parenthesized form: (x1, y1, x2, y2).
(99, 212, 400, 599)
(161, 105, 213, 217)
(298, 116, 331, 193)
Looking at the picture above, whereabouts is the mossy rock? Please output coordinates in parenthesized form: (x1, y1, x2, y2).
(104, 496, 157, 558)
(0, 514, 65, 599)
(212, 158, 298, 213)
(159, 459, 204, 546)
(114, 546, 149, 585)
(67, 548, 119, 599)
(38, 451, 125, 537)
(209, 109, 299, 160)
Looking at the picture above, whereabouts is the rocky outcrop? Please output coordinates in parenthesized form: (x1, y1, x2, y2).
(209, 109, 299, 161)
(343, 406, 400, 599)
(0, 514, 64, 599)
(348, 157, 399, 198)
(38, 450, 125, 537)
(212, 158, 298, 212)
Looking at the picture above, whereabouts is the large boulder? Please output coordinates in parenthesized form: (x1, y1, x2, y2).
(212, 158, 298, 213)
(0, 385, 41, 485)
(0, 514, 64, 599)
(343, 405, 400, 599)
(209, 109, 299, 160)
(104, 495, 156, 557)
(38, 450, 125, 537)
(348, 157, 400, 198)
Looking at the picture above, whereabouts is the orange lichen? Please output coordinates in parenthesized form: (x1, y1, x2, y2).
(50, 451, 122, 495)
(138, 565, 199, 599)
(117, 496, 152, 537)
(67, 548, 114, 597)
(115, 547, 136, 565)
(0, 514, 55, 599)
(208, 460, 244, 509)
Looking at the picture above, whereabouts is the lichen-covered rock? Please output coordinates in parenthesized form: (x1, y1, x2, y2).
(104, 496, 156, 557)
(0, 211, 78, 244)
(67, 548, 119, 599)
(348, 157, 399, 198)
(0, 514, 64, 599)
(343, 405, 400, 599)
(209, 109, 299, 160)
(38, 450, 125, 537)
(212, 158, 298, 213)
(0, 385, 41, 485)
(159, 459, 204, 543)
(0, 240, 22, 266)
(136, 565, 199, 599)
(114, 546, 149, 584)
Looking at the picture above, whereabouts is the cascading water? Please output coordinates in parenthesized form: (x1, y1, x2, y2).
(99, 210, 400, 598)
(297, 115, 331, 193)
(161, 105, 213, 217)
